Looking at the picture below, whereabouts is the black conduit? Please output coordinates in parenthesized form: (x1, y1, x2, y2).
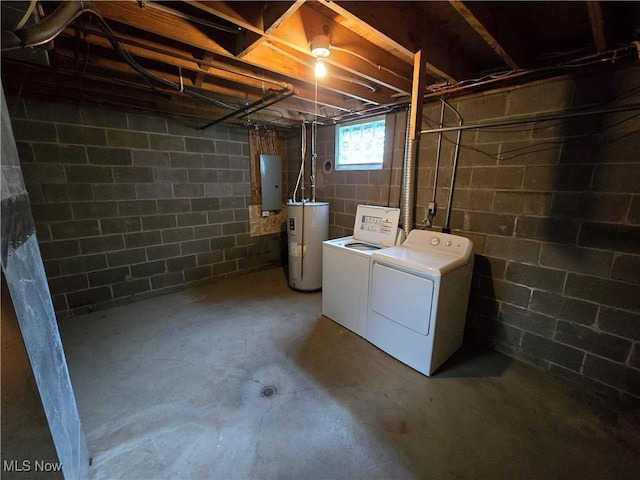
(420, 103, 640, 135)
(443, 103, 463, 234)
(237, 89, 295, 119)
(200, 86, 295, 130)
(432, 101, 446, 205)
(98, 22, 234, 110)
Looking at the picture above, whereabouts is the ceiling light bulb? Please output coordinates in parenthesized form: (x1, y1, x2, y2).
(315, 58, 327, 78)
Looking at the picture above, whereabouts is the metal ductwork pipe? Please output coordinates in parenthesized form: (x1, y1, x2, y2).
(400, 107, 418, 236)
(1, 1, 241, 114)
(1, 1, 96, 51)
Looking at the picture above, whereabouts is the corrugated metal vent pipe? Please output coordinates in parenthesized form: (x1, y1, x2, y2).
(1, 1, 94, 50)
(400, 106, 417, 236)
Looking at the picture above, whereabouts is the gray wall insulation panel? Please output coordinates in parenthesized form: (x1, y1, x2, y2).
(1, 84, 89, 479)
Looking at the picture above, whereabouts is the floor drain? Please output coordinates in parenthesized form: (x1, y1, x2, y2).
(261, 386, 276, 398)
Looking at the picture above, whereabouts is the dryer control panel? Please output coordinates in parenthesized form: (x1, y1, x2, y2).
(404, 230, 473, 261)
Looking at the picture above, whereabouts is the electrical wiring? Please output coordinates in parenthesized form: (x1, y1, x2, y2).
(423, 46, 638, 97)
(607, 127, 640, 145)
(609, 85, 640, 105)
(78, 16, 93, 76)
(144, 1, 241, 34)
(427, 100, 640, 136)
(329, 45, 410, 82)
(73, 25, 289, 89)
(263, 41, 378, 94)
(330, 73, 377, 93)
(14, 0, 38, 30)
(597, 112, 640, 137)
(422, 78, 640, 137)
(426, 69, 517, 93)
(435, 111, 640, 162)
(321, 42, 639, 127)
(93, 17, 237, 110)
(537, 45, 593, 60)
(6, 2, 240, 112)
(292, 121, 307, 203)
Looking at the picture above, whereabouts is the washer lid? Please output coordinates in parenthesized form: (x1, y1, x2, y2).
(323, 236, 382, 256)
(352, 205, 401, 247)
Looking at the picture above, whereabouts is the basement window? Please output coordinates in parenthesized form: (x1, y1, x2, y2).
(335, 116, 386, 170)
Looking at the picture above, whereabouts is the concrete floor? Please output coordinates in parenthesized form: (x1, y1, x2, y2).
(59, 267, 640, 479)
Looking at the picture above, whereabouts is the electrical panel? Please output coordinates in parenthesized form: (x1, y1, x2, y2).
(259, 154, 282, 211)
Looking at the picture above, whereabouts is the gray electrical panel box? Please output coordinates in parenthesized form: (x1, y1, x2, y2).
(259, 154, 282, 211)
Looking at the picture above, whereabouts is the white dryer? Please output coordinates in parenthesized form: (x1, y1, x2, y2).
(322, 205, 402, 337)
(367, 230, 474, 376)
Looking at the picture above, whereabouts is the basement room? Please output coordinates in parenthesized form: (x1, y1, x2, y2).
(1, 1, 639, 479)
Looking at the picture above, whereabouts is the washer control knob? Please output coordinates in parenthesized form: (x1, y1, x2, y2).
(445, 240, 453, 247)
(430, 237, 440, 246)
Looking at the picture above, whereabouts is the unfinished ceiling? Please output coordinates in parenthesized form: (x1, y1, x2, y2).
(2, 1, 639, 128)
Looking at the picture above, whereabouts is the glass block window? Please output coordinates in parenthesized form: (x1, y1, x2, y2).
(335, 116, 386, 170)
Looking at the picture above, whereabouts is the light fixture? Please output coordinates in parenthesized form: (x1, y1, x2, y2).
(310, 34, 330, 78)
(314, 58, 327, 78)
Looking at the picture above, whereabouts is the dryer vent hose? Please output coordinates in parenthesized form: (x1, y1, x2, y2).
(400, 136, 418, 237)
(2, 1, 96, 51)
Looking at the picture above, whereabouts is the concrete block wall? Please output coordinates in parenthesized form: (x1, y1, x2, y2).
(8, 97, 284, 318)
(290, 65, 640, 400)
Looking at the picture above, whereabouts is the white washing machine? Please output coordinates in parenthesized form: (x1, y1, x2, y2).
(322, 205, 402, 337)
(367, 230, 474, 376)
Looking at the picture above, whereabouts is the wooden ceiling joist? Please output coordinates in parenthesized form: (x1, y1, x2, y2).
(324, 1, 471, 82)
(3, 0, 637, 128)
(92, 1, 398, 110)
(448, 0, 529, 69)
(587, 2, 609, 53)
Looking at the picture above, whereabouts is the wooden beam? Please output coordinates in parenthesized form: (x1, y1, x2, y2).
(263, 0, 306, 35)
(190, 1, 305, 58)
(94, 1, 230, 54)
(1, 59, 194, 115)
(326, 1, 470, 82)
(448, 0, 529, 69)
(587, 1, 608, 53)
(52, 35, 351, 122)
(62, 25, 362, 117)
(245, 42, 395, 106)
(194, 53, 215, 88)
(2, 58, 311, 127)
(191, 1, 270, 35)
(323, 1, 414, 62)
(92, 1, 397, 108)
(193, 1, 413, 94)
(271, 4, 413, 95)
(409, 49, 427, 141)
(62, 30, 274, 94)
(77, 25, 367, 113)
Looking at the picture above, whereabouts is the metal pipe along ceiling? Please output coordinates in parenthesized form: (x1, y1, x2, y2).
(419, 103, 640, 134)
(1, 0, 94, 50)
(2, 0, 294, 124)
(199, 87, 295, 130)
(2, 1, 233, 110)
(72, 26, 290, 90)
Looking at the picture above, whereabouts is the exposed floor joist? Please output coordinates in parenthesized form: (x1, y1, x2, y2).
(2, 0, 637, 128)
